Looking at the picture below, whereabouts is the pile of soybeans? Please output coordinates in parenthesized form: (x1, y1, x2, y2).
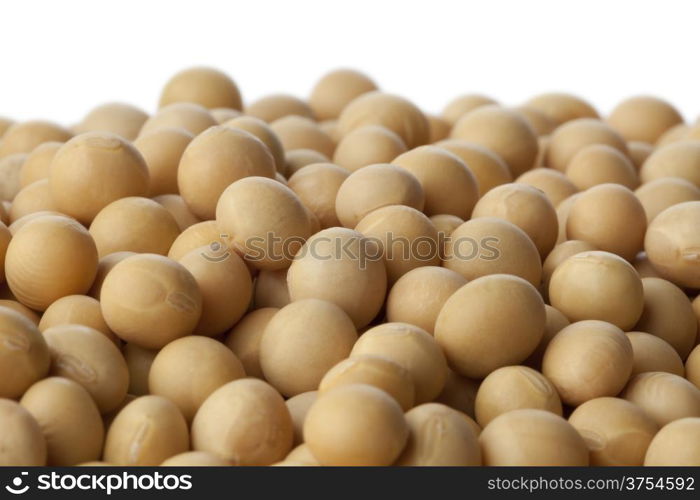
(1, 67, 700, 467)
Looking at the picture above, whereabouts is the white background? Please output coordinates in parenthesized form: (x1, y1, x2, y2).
(2, 0, 698, 125)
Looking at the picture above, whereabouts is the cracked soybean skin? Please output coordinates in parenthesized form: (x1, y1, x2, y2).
(104, 395, 189, 466)
(191, 378, 293, 465)
(100, 254, 202, 349)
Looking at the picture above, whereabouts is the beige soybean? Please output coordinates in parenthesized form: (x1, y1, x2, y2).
(0, 308, 50, 399)
(159, 67, 242, 110)
(161, 451, 232, 467)
(192, 378, 293, 465)
(287, 163, 349, 228)
(100, 253, 203, 349)
(309, 69, 377, 121)
(567, 184, 646, 261)
(320, 355, 415, 411)
(480, 409, 589, 466)
(87, 251, 135, 300)
(515, 168, 578, 207)
(178, 126, 276, 220)
(543, 320, 633, 406)
(0, 399, 47, 466)
(442, 94, 498, 125)
(393, 145, 479, 219)
(443, 216, 543, 286)
(9, 179, 56, 223)
(285, 391, 318, 446)
(644, 418, 700, 466)
(475, 366, 562, 427)
(245, 94, 314, 123)
(287, 227, 387, 327)
(472, 183, 558, 257)
(335, 163, 424, 228)
(140, 103, 216, 137)
(304, 384, 409, 466)
(338, 91, 429, 148)
(0, 154, 26, 203)
(6, 215, 98, 310)
(216, 176, 311, 270)
(608, 96, 684, 144)
(396, 403, 482, 466)
(546, 118, 628, 172)
(224, 307, 279, 379)
(568, 397, 658, 466)
(152, 194, 201, 231)
(386, 266, 467, 335)
(285, 148, 329, 175)
(566, 144, 639, 190)
(20, 377, 104, 465)
(283, 444, 320, 466)
(332, 125, 407, 171)
(224, 116, 286, 174)
(0, 120, 72, 158)
(271, 115, 335, 158)
(640, 140, 700, 188)
(149, 336, 246, 421)
(542, 240, 597, 292)
(555, 193, 578, 244)
(626, 332, 685, 377)
(524, 92, 599, 126)
(549, 251, 643, 330)
(515, 106, 557, 136)
(43, 325, 128, 413)
(76, 102, 149, 141)
(623, 372, 700, 426)
(430, 214, 464, 259)
(123, 343, 157, 396)
(89, 197, 180, 257)
(168, 220, 224, 262)
(39, 295, 117, 345)
(355, 205, 440, 284)
(352, 322, 447, 404)
(436, 274, 545, 379)
(635, 177, 700, 223)
(104, 395, 189, 466)
(688, 345, 700, 389)
(450, 105, 538, 177)
(260, 299, 357, 397)
(49, 133, 149, 224)
(178, 247, 252, 336)
(19, 141, 62, 187)
(436, 139, 513, 196)
(0, 300, 40, 325)
(133, 127, 193, 196)
(644, 201, 700, 289)
(635, 277, 697, 359)
(659, 127, 692, 150)
(0, 221, 11, 282)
